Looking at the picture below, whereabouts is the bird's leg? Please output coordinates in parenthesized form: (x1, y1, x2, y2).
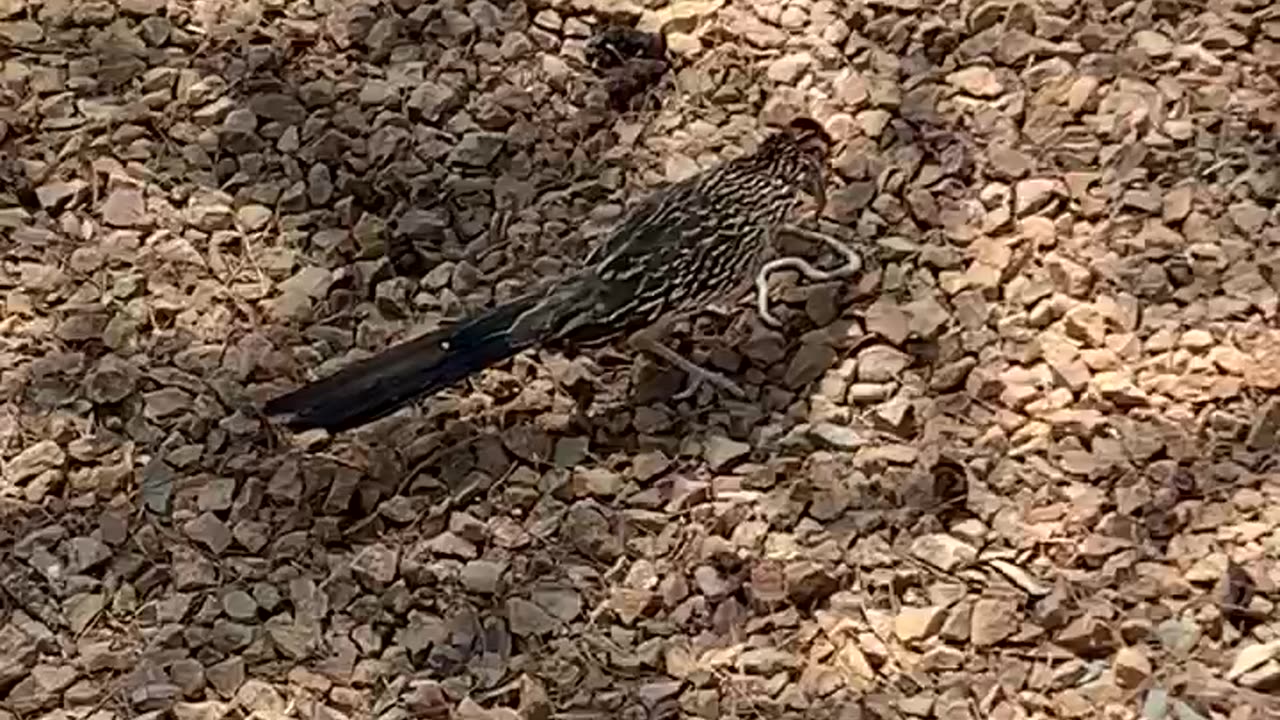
(755, 223, 864, 327)
(627, 321, 746, 399)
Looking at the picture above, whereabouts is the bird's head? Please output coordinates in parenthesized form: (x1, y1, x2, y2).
(780, 117, 834, 162)
(758, 117, 834, 213)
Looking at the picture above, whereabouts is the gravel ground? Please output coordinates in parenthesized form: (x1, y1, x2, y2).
(3, 0, 1280, 718)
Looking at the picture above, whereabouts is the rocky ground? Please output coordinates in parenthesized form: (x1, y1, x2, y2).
(3, 0, 1280, 718)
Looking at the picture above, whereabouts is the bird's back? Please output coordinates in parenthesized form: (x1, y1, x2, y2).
(537, 158, 804, 344)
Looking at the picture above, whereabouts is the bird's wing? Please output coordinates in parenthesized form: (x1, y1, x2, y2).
(584, 174, 709, 273)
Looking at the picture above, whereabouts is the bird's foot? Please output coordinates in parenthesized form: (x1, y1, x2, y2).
(670, 362, 746, 401)
(631, 333, 745, 400)
(756, 224, 863, 327)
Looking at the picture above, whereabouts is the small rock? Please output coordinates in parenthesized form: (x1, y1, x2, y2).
(1015, 178, 1061, 216)
(31, 663, 79, 694)
(609, 588, 655, 624)
(1163, 186, 1193, 223)
(407, 82, 463, 121)
(358, 80, 398, 106)
(1227, 640, 1280, 680)
(6, 440, 65, 483)
(703, 435, 749, 471)
(506, 598, 557, 636)
(68, 536, 111, 573)
(810, 422, 864, 449)
(855, 109, 891, 138)
(894, 606, 946, 643)
(461, 560, 506, 594)
(183, 513, 232, 554)
(82, 353, 135, 404)
(186, 203, 233, 232)
(71, 0, 115, 25)
(785, 562, 837, 606)
(448, 132, 506, 167)
(1092, 370, 1148, 405)
(970, 598, 1019, 646)
(173, 702, 228, 720)
(423, 531, 477, 559)
(834, 70, 869, 108)
(1228, 201, 1269, 234)
(247, 93, 306, 124)
(1246, 398, 1280, 450)
(575, 466, 624, 497)
(65, 593, 105, 634)
(743, 326, 787, 365)
(856, 345, 910, 382)
(197, 477, 236, 512)
(222, 590, 258, 621)
(784, 342, 837, 388)
(1178, 329, 1214, 351)
(351, 544, 399, 588)
(694, 565, 732, 599)
(909, 534, 977, 572)
(307, 164, 334, 206)
(36, 180, 85, 210)
(236, 204, 272, 231)
(863, 299, 911, 344)
(988, 145, 1033, 180)
(767, 52, 812, 83)
(144, 388, 191, 419)
(947, 65, 1003, 97)
(739, 647, 797, 674)
(1113, 646, 1152, 688)
(278, 267, 332, 299)
(1046, 253, 1093, 296)
(119, 0, 166, 15)
(102, 187, 147, 227)
(1057, 615, 1117, 657)
(206, 656, 245, 697)
(234, 680, 285, 716)
(631, 451, 670, 481)
(1133, 30, 1173, 57)
(0, 20, 43, 44)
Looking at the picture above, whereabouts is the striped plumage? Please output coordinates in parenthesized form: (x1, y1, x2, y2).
(265, 118, 833, 433)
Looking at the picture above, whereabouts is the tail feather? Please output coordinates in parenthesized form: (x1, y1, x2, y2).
(265, 296, 541, 433)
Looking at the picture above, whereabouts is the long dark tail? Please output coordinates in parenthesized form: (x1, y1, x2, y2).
(264, 295, 543, 433)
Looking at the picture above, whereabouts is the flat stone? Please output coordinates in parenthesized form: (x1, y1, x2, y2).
(506, 598, 557, 636)
(910, 533, 977, 572)
(703, 435, 750, 471)
(1114, 646, 1152, 688)
(6, 440, 65, 483)
(36, 180, 85, 209)
(1133, 29, 1173, 57)
(0, 20, 43, 44)
(236, 204, 272, 231)
(461, 560, 506, 594)
(1015, 178, 1061, 216)
(767, 52, 812, 83)
(947, 65, 1003, 97)
(183, 512, 232, 554)
(448, 132, 506, 166)
(970, 598, 1019, 646)
(102, 187, 147, 227)
(894, 606, 946, 643)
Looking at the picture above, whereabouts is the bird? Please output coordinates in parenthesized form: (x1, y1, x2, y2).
(264, 117, 834, 433)
(582, 25, 671, 111)
(583, 25, 668, 71)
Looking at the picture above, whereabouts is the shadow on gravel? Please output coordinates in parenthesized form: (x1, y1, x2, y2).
(0, 0, 678, 712)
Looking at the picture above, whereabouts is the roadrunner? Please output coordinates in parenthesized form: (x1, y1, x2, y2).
(266, 118, 839, 433)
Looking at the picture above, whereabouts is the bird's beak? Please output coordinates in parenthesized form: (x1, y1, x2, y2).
(811, 162, 828, 217)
